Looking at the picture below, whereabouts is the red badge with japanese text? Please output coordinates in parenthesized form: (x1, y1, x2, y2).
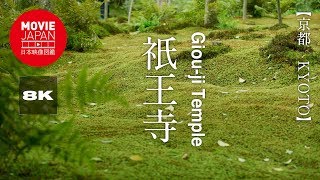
(10, 9, 67, 67)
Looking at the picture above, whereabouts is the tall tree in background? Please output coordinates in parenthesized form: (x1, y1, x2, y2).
(204, 0, 217, 27)
(104, 0, 109, 20)
(242, 0, 247, 20)
(276, 0, 282, 25)
(127, 0, 134, 23)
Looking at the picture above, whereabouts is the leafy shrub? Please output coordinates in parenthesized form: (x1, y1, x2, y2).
(135, 16, 160, 32)
(66, 27, 101, 52)
(52, 0, 99, 33)
(260, 31, 313, 65)
(91, 24, 110, 38)
(216, 0, 239, 29)
(117, 16, 128, 23)
(0, 2, 18, 49)
(253, 5, 267, 18)
(174, 44, 231, 60)
(99, 21, 125, 34)
(52, 0, 105, 51)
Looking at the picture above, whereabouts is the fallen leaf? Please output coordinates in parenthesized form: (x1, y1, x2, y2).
(100, 139, 112, 144)
(49, 120, 59, 124)
(239, 77, 246, 83)
(238, 157, 246, 162)
(236, 90, 249, 93)
(284, 159, 292, 165)
(217, 140, 230, 147)
(130, 155, 143, 161)
(307, 103, 314, 108)
(165, 105, 174, 112)
(182, 153, 189, 160)
(286, 149, 293, 155)
(91, 157, 102, 162)
(273, 167, 283, 172)
(81, 114, 89, 118)
(150, 133, 157, 139)
(264, 158, 270, 162)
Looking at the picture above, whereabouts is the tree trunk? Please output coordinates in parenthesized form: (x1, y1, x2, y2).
(242, 0, 247, 20)
(276, 0, 282, 25)
(128, 0, 134, 24)
(204, 0, 217, 27)
(104, 0, 109, 20)
(204, 0, 209, 25)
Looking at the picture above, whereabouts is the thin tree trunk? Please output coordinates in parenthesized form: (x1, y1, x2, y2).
(128, 0, 134, 24)
(242, 0, 247, 20)
(276, 0, 282, 25)
(104, 0, 109, 20)
(204, 0, 209, 26)
(204, 0, 217, 27)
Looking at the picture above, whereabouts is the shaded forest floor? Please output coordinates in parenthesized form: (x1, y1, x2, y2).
(48, 14, 320, 179)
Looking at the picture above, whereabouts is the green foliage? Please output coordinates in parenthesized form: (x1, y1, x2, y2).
(52, 0, 99, 33)
(91, 24, 110, 38)
(174, 44, 231, 61)
(99, 21, 125, 34)
(51, 0, 106, 51)
(173, 0, 204, 28)
(133, 0, 176, 32)
(0, 49, 93, 178)
(296, 0, 320, 11)
(246, 0, 295, 17)
(253, 5, 266, 18)
(0, 1, 18, 49)
(135, 16, 160, 32)
(260, 31, 313, 65)
(62, 67, 127, 112)
(66, 27, 101, 52)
